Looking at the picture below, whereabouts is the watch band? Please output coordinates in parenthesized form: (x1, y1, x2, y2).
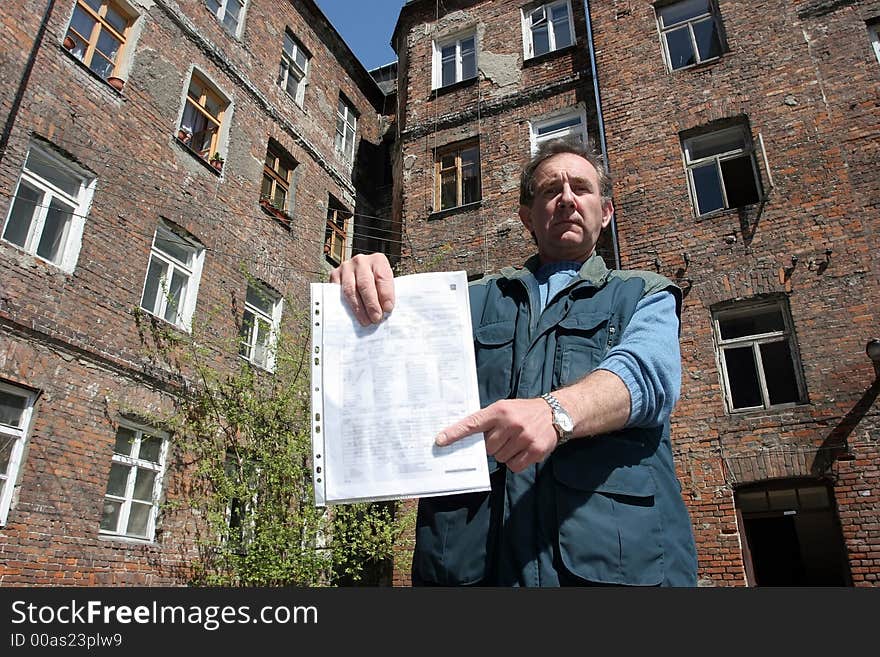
(541, 392, 574, 444)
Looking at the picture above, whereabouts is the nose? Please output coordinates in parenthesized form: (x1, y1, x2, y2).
(557, 181, 576, 208)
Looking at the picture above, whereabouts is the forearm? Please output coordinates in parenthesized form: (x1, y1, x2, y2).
(552, 369, 631, 441)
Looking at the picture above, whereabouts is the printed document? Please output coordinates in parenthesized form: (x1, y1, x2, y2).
(310, 271, 490, 506)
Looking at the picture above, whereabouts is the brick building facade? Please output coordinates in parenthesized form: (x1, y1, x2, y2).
(389, 0, 879, 586)
(0, 0, 390, 585)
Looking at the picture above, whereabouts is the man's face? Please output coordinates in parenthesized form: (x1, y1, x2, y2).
(518, 152, 613, 264)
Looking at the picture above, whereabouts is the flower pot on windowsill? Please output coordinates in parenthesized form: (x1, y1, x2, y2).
(106, 76, 125, 91)
(63, 35, 75, 50)
(259, 198, 291, 228)
(177, 129, 192, 144)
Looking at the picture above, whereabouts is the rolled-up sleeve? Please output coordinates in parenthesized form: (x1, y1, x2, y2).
(596, 291, 681, 428)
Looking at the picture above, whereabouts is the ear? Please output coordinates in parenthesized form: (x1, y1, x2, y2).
(518, 204, 533, 233)
(600, 198, 614, 229)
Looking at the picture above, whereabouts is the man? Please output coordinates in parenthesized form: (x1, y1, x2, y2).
(331, 139, 698, 586)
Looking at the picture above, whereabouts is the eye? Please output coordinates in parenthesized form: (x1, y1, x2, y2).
(540, 186, 561, 198)
(572, 185, 592, 196)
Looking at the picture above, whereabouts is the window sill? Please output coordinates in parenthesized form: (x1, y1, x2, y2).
(259, 200, 293, 230)
(695, 199, 766, 221)
(430, 75, 478, 98)
(428, 200, 482, 221)
(174, 137, 223, 176)
(61, 46, 127, 97)
(669, 55, 724, 74)
(522, 42, 579, 68)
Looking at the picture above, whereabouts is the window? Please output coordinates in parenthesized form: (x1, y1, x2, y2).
(223, 450, 258, 548)
(63, 0, 135, 81)
(260, 143, 295, 218)
(324, 199, 352, 266)
(0, 382, 36, 527)
(435, 141, 481, 211)
(279, 31, 309, 105)
(239, 281, 282, 372)
(2, 142, 95, 272)
(522, 1, 574, 59)
(713, 299, 804, 413)
(656, 0, 723, 70)
(100, 423, 168, 540)
(869, 21, 880, 65)
(335, 96, 357, 163)
(682, 124, 762, 216)
(530, 107, 587, 154)
(432, 32, 477, 89)
(140, 222, 205, 331)
(206, 0, 246, 37)
(177, 71, 229, 165)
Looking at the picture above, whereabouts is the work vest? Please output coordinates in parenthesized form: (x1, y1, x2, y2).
(411, 255, 698, 586)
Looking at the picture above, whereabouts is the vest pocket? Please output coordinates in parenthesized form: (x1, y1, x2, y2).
(552, 449, 664, 585)
(474, 320, 515, 405)
(554, 313, 609, 387)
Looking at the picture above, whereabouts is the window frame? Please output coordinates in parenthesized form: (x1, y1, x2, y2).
(713, 298, 806, 414)
(529, 106, 588, 155)
(869, 21, 880, 65)
(1, 142, 95, 273)
(205, 0, 247, 38)
(432, 31, 478, 89)
(260, 143, 295, 216)
(434, 140, 482, 212)
(177, 70, 229, 165)
(279, 31, 310, 105)
(238, 281, 283, 372)
(324, 201, 353, 266)
(682, 123, 763, 217)
(140, 222, 205, 332)
(64, 0, 136, 81)
(334, 96, 358, 163)
(100, 421, 169, 541)
(0, 381, 37, 527)
(656, 0, 724, 72)
(521, 0, 575, 60)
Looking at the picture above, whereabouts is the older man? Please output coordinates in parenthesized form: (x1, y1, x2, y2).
(331, 139, 698, 586)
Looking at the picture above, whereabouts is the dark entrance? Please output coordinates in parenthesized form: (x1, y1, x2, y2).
(735, 480, 851, 586)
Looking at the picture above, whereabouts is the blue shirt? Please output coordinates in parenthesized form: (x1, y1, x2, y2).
(535, 261, 681, 428)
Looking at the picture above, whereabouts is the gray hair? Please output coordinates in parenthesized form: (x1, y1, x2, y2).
(519, 138, 612, 206)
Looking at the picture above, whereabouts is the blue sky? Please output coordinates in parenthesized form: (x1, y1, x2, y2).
(314, 0, 405, 71)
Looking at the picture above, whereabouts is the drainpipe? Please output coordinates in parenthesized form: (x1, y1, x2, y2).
(0, 0, 58, 163)
(583, 0, 621, 270)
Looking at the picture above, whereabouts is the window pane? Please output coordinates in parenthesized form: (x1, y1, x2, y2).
(114, 426, 136, 456)
(0, 392, 27, 429)
(89, 51, 114, 79)
(132, 468, 156, 501)
(460, 38, 476, 79)
(163, 269, 187, 324)
(246, 286, 274, 316)
(3, 183, 41, 248)
(658, 0, 710, 27)
(720, 155, 760, 208)
(692, 17, 722, 61)
(551, 7, 572, 49)
(691, 162, 724, 214)
(70, 6, 97, 45)
(126, 501, 151, 536)
(0, 435, 15, 472)
(441, 45, 456, 86)
(100, 498, 121, 531)
(537, 115, 582, 135)
(254, 319, 270, 367)
(26, 149, 81, 198)
(141, 258, 165, 314)
(138, 435, 162, 464)
(95, 30, 122, 63)
(104, 5, 129, 34)
(665, 26, 695, 69)
(724, 345, 762, 409)
(532, 24, 550, 57)
(105, 463, 129, 497)
(440, 169, 457, 210)
(760, 341, 799, 405)
(154, 231, 192, 266)
(460, 147, 481, 204)
(240, 309, 254, 358)
(719, 306, 784, 340)
(688, 129, 745, 160)
(35, 198, 72, 263)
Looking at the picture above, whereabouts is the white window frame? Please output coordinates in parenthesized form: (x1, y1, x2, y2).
(205, 0, 246, 38)
(100, 422, 168, 541)
(239, 281, 282, 372)
(335, 96, 358, 163)
(521, 0, 575, 60)
(140, 222, 205, 332)
(682, 124, 762, 216)
(713, 299, 805, 414)
(529, 106, 588, 154)
(279, 31, 309, 105)
(223, 449, 259, 548)
(2, 143, 95, 273)
(432, 31, 477, 89)
(656, 0, 723, 71)
(0, 382, 36, 527)
(869, 21, 880, 65)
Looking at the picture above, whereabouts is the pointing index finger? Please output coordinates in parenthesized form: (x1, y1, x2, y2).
(435, 410, 490, 447)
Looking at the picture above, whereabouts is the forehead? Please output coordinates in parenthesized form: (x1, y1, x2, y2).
(533, 152, 599, 184)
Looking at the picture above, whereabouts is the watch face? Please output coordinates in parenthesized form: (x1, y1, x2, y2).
(557, 410, 574, 433)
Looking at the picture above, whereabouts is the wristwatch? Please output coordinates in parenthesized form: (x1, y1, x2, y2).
(541, 392, 574, 445)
